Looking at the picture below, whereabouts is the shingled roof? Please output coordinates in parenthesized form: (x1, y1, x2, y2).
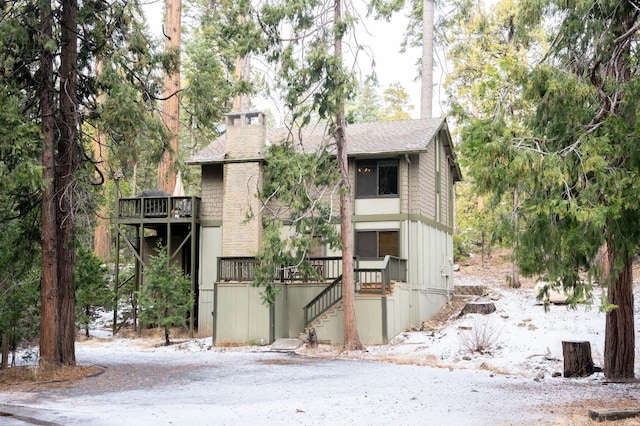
(187, 116, 461, 181)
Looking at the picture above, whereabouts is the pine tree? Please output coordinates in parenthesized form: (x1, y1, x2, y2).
(74, 248, 113, 338)
(347, 80, 382, 123)
(380, 82, 414, 121)
(449, 0, 638, 380)
(0, 0, 174, 368)
(138, 246, 193, 346)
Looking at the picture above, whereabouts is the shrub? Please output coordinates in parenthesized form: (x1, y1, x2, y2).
(459, 318, 503, 355)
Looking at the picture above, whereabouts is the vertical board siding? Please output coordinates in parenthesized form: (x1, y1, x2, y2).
(197, 227, 222, 336)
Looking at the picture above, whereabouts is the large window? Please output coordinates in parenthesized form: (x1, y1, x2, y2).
(356, 159, 399, 197)
(355, 230, 399, 259)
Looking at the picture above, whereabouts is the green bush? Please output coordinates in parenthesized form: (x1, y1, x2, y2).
(453, 234, 471, 262)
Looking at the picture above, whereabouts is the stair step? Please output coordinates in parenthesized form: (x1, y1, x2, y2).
(359, 282, 395, 295)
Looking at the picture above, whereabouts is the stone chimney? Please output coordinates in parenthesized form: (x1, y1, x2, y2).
(222, 111, 266, 257)
(224, 111, 266, 160)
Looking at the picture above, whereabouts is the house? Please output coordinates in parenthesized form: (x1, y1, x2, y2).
(186, 110, 462, 345)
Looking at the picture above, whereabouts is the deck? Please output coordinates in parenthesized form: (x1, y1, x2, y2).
(116, 196, 201, 225)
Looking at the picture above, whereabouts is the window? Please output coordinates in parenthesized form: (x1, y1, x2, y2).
(355, 230, 399, 259)
(356, 159, 398, 197)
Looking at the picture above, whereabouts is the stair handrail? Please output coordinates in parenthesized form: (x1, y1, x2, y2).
(355, 256, 407, 294)
(381, 255, 407, 292)
(303, 275, 343, 326)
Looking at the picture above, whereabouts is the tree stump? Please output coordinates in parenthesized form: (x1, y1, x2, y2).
(459, 302, 496, 316)
(562, 341, 595, 377)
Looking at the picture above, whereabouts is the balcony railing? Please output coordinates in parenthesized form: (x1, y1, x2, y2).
(217, 256, 351, 282)
(118, 196, 201, 220)
(355, 256, 407, 294)
(218, 257, 260, 282)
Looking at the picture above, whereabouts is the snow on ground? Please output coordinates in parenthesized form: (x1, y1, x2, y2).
(1, 260, 640, 425)
(346, 283, 620, 380)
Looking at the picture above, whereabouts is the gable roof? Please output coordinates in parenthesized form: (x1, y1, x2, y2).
(188, 116, 461, 181)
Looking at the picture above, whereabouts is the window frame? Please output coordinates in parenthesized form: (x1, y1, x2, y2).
(354, 229, 400, 260)
(355, 158, 399, 199)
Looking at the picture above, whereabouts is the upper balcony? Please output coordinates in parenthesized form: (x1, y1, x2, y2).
(116, 195, 201, 225)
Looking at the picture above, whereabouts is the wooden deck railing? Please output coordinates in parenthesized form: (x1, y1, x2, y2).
(356, 255, 407, 294)
(218, 257, 260, 282)
(217, 256, 350, 283)
(118, 196, 201, 220)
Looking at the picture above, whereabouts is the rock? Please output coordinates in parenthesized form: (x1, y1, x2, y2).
(454, 285, 485, 296)
(534, 281, 586, 304)
(459, 302, 496, 316)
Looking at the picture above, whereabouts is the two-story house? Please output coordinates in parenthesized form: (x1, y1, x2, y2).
(187, 110, 461, 345)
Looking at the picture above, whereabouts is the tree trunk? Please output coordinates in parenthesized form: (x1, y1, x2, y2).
(562, 341, 595, 377)
(334, 0, 362, 352)
(157, 0, 182, 194)
(420, 0, 434, 119)
(232, 27, 251, 113)
(94, 203, 111, 261)
(39, 0, 61, 369)
(604, 247, 635, 380)
(1, 333, 8, 369)
(510, 186, 521, 288)
(57, 0, 79, 367)
(85, 305, 91, 338)
(93, 61, 111, 262)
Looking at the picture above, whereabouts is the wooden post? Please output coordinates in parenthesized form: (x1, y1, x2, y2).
(562, 340, 596, 377)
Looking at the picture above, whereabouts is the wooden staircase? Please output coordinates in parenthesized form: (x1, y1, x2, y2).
(300, 300, 343, 345)
(300, 255, 407, 343)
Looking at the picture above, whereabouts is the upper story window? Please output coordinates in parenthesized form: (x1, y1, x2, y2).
(356, 159, 399, 198)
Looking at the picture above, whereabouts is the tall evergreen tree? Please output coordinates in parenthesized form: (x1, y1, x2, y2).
(0, 0, 173, 368)
(518, 0, 638, 380)
(347, 80, 382, 123)
(157, 0, 182, 194)
(444, 0, 543, 287)
(380, 82, 414, 121)
(452, 0, 638, 379)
